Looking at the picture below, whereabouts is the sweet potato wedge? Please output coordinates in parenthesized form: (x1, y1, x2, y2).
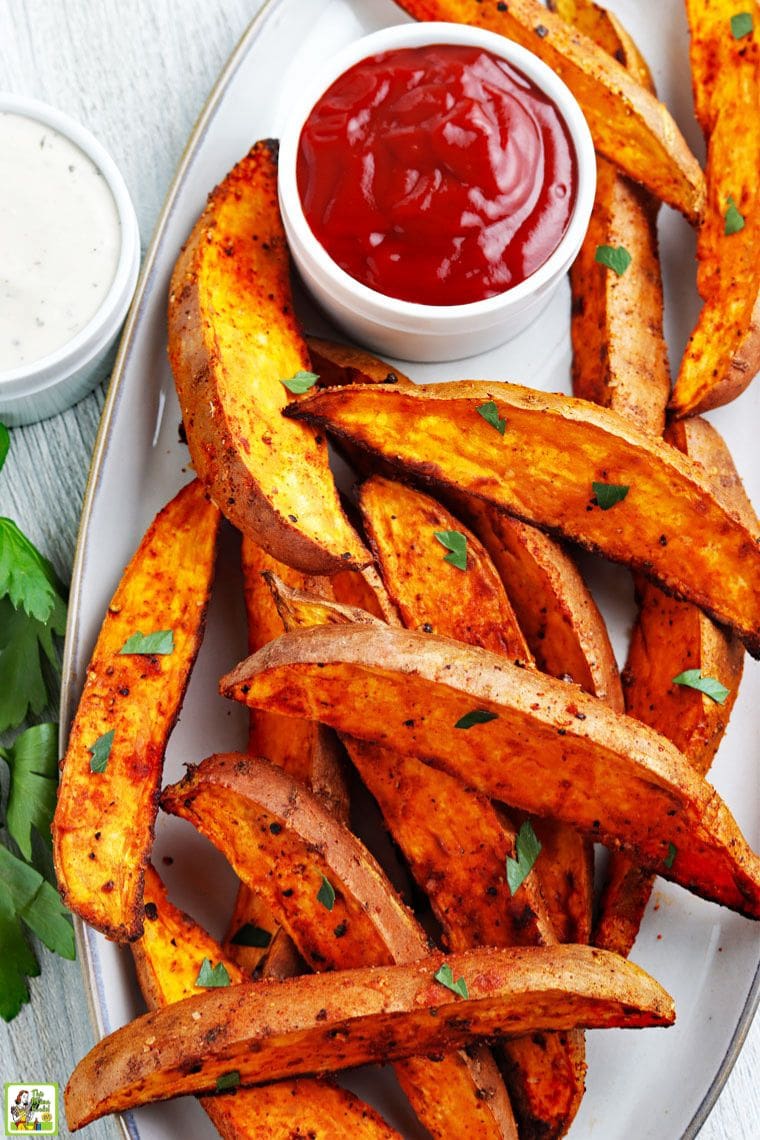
(308, 337, 414, 389)
(221, 625, 760, 918)
(167, 140, 366, 573)
(162, 754, 518, 1140)
(669, 1, 760, 416)
(595, 418, 753, 955)
(65, 942, 674, 1130)
(359, 476, 530, 660)
(286, 382, 760, 657)
(548, 0, 653, 88)
(52, 479, 219, 941)
(395, 0, 705, 222)
(449, 495, 623, 711)
(227, 537, 349, 973)
(546, 4, 670, 436)
(567, 158, 669, 435)
(134, 866, 398, 1140)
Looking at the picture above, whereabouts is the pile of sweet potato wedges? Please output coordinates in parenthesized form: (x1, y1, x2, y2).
(54, 1, 759, 1136)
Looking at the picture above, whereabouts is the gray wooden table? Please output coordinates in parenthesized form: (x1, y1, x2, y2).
(0, 2, 757, 1137)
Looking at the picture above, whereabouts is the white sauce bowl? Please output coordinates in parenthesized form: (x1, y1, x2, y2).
(0, 94, 140, 425)
(278, 22, 596, 363)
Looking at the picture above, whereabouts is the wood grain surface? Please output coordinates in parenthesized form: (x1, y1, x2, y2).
(0, 1, 757, 1138)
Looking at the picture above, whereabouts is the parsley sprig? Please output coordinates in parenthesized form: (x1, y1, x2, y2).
(0, 427, 73, 1022)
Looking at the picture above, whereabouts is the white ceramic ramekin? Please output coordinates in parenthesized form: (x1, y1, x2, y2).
(0, 94, 140, 426)
(278, 22, 596, 363)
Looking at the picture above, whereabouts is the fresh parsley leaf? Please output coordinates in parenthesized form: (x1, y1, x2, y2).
(664, 842, 677, 869)
(0, 844, 75, 1022)
(0, 592, 66, 733)
(119, 629, 174, 655)
(595, 245, 631, 276)
(317, 875, 336, 911)
(455, 709, 499, 730)
(592, 482, 629, 510)
(230, 923, 272, 948)
(0, 517, 65, 624)
(0, 722, 58, 860)
(476, 400, 506, 435)
(0, 424, 9, 475)
(195, 958, 231, 987)
(88, 729, 115, 774)
(433, 529, 467, 571)
(672, 669, 730, 704)
(215, 1070, 241, 1092)
(434, 963, 469, 999)
(281, 370, 319, 394)
(731, 12, 753, 38)
(506, 820, 542, 895)
(725, 195, 745, 235)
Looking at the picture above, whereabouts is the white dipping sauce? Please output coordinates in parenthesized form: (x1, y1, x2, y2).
(0, 111, 121, 371)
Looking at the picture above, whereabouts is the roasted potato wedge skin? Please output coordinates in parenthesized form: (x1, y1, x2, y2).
(595, 418, 752, 956)
(287, 383, 760, 657)
(360, 476, 530, 660)
(222, 625, 760, 918)
(52, 479, 219, 941)
(450, 496, 623, 711)
(162, 754, 518, 1140)
(134, 867, 399, 1140)
(395, 0, 705, 222)
(670, 2, 760, 416)
(167, 140, 366, 573)
(64, 942, 674, 1130)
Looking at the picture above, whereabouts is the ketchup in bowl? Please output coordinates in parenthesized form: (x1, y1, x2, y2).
(296, 44, 577, 307)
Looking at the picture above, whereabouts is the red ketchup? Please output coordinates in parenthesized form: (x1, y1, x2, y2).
(297, 44, 577, 306)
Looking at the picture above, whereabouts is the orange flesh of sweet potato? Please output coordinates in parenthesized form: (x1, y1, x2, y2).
(556, 2, 670, 437)
(167, 140, 366, 573)
(226, 537, 349, 974)
(356, 475, 587, 1136)
(595, 418, 754, 955)
(548, 0, 654, 88)
(670, 2, 760, 416)
(568, 158, 670, 436)
(221, 624, 760, 918)
(449, 495, 624, 711)
(64, 942, 674, 1131)
(286, 382, 760, 657)
(133, 867, 399, 1140)
(359, 476, 530, 660)
(395, 0, 705, 222)
(307, 337, 414, 389)
(162, 754, 519, 1140)
(52, 479, 219, 941)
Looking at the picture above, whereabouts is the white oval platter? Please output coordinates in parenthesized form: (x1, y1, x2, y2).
(61, 2, 759, 1138)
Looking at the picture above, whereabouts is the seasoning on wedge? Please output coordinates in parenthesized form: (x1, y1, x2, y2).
(285, 382, 760, 658)
(669, 0, 760, 416)
(221, 624, 760, 919)
(595, 417, 753, 956)
(167, 139, 366, 573)
(65, 941, 674, 1130)
(162, 754, 519, 1140)
(134, 865, 400, 1140)
(52, 480, 219, 941)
